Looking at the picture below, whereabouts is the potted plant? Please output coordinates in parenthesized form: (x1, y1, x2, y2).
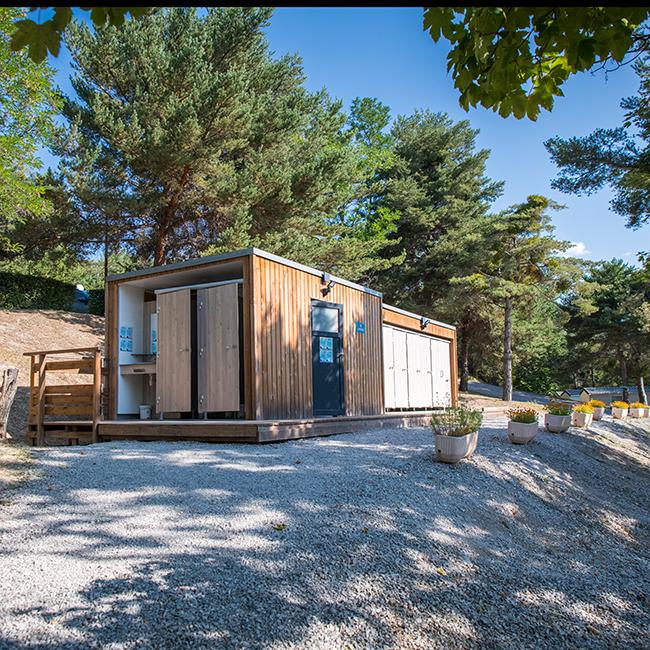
(572, 403, 594, 428)
(430, 407, 482, 464)
(588, 399, 606, 420)
(544, 400, 572, 433)
(506, 407, 539, 444)
(611, 401, 629, 419)
(629, 402, 647, 418)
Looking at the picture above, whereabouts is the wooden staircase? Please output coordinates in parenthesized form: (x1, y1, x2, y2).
(25, 347, 102, 446)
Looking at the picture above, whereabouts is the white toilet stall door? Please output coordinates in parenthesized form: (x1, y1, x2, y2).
(382, 325, 451, 409)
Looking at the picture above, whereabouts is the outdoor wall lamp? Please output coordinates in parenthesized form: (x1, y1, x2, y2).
(420, 316, 431, 329)
(321, 272, 336, 296)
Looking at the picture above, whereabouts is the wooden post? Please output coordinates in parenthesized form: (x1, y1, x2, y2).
(92, 348, 102, 443)
(36, 354, 46, 446)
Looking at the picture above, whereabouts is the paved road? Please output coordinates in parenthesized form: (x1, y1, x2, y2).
(467, 380, 549, 405)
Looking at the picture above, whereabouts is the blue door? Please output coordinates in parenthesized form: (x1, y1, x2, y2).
(311, 300, 344, 416)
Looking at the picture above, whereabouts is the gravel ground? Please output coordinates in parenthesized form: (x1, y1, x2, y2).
(0, 416, 649, 649)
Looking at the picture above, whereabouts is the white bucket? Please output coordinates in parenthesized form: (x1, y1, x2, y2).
(139, 404, 152, 420)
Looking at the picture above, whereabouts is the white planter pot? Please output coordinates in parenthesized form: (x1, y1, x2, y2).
(545, 413, 571, 433)
(572, 411, 593, 428)
(435, 430, 478, 464)
(507, 420, 538, 444)
(592, 407, 605, 420)
(612, 407, 628, 419)
(629, 407, 645, 418)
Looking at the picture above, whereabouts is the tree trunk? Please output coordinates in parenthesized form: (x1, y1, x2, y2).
(459, 329, 470, 392)
(638, 376, 648, 405)
(103, 219, 109, 281)
(154, 165, 191, 265)
(619, 351, 628, 387)
(502, 295, 513, 402)
(0, 367, 19, 439)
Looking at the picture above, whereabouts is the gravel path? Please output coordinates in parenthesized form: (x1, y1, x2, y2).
(1, 417, 649, 649)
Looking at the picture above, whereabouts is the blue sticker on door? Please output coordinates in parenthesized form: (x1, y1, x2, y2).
(319, 336, 334, 363)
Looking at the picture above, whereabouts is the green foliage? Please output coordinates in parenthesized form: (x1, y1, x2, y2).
(563, 259, 649, 387)
(376, 110, 503, 310)
(88, 289, 105, 316)
(0, 270, 75, 310)
(546, 400, 571, 416)
(430, 407, 482, 437)
(0, 7, 59, 260)
(546, 59, 650, 228)
(507, 407, 538, 424)
(57, 8, 392, 281)
(9, 7, 151, 62)
(424, 7, 650, 119)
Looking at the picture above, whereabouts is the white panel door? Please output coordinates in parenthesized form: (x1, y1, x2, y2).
(431, 338, 452, 406)
(420, 334, 434, 408)
(407, 332, 426, 408)
(393, 328, 409, 407)
(382, 326, 396, 409)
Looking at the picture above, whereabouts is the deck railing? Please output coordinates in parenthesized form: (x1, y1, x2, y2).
(23, 347, 102, 446)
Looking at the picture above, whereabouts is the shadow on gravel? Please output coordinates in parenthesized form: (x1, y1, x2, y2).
(1, 422, 649, 649)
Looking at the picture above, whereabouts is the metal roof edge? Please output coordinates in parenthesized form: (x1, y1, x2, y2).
(382, 303, 456, 331)
(106, 248, 255, 282)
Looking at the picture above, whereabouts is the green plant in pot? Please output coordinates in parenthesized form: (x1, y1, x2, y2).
(545, 400, 572, 433)
(431, 407, 482, 463)
(506, 407, 538, 444)
(572, 403, 594, 428)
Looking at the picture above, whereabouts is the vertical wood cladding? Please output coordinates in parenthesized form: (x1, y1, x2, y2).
(252, 255, 383, 419)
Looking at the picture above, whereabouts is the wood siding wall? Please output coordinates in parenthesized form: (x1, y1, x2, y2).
(382, 308, 458, 406)
(251, 255, 384, 419)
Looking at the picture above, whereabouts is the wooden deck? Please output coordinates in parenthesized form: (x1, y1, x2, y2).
(97, 411, 436, 444)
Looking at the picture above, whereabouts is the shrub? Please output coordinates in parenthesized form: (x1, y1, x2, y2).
(629, 402, 647, 409)
(546, 400, 571, 416)
(0, 271, 75, 310)
(88, 288, 105, 316)
(573, 404, 594, 414)
(507, 407, 537, 424)
(431, 407, 482, 437)
(611, 401, 629, 409)
(588, 399, 605, 408)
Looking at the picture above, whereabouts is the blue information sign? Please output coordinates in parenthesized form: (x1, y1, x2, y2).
(355, 321, 366, 334)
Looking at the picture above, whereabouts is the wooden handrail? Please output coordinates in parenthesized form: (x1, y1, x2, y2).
(23, 346, 101, 357)
(27, 347, 103, 446)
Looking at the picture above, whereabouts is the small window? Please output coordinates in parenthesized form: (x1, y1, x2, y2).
(312, 305, 339, 333)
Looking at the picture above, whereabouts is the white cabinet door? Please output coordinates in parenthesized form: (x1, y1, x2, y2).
(431, 338, 452, 406)
(393, 328, 409, 407)
(420, 334, 434, 408)
(382, 326, 396, 409)
(406, 332, 427, 408)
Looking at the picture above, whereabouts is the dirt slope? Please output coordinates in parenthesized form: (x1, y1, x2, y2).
(0, 309, 104, 440)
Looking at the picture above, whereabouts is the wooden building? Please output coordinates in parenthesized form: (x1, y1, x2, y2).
(28, 248, 457, 444)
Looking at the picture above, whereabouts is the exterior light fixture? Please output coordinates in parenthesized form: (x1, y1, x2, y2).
(321, 272, 335, 296)
(420, 316, 431, 329)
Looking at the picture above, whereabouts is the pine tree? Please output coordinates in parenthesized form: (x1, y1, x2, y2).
(57, 8, 387, 279)
(454, 196, 579, 401)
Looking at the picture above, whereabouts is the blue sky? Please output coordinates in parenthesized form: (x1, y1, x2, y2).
(34, 7, 645, 263)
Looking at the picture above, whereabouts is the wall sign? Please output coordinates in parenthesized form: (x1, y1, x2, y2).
(119, 325, 133, 352)
(355, 321, 366, 334)
(319, 336, 333, 363)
